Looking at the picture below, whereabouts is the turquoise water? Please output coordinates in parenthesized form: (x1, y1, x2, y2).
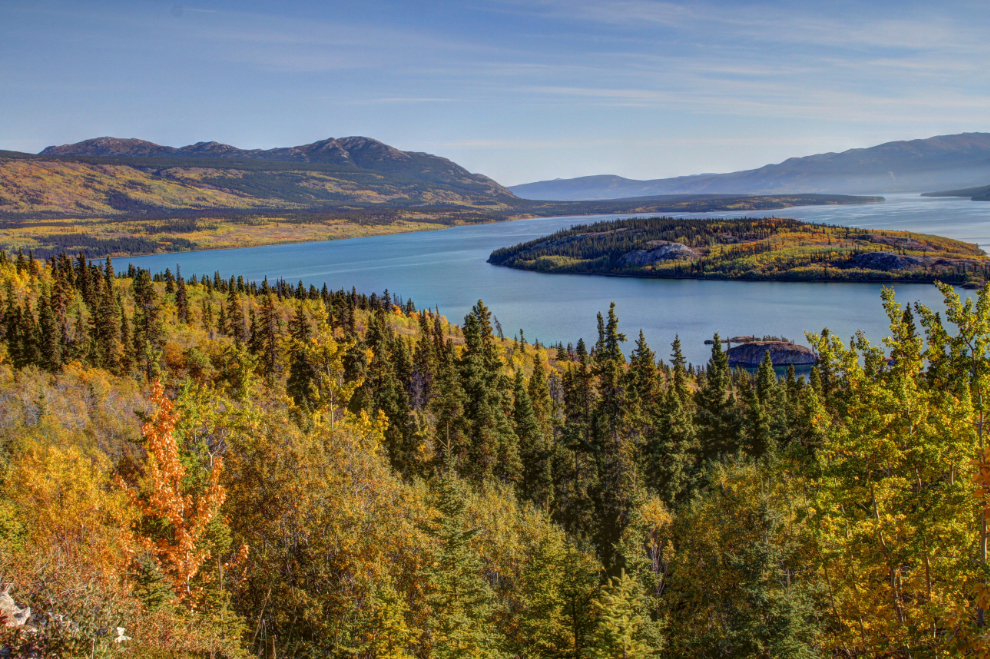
(124, 193, 989, 366)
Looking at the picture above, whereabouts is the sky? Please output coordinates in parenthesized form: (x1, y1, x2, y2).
(1, 0, 989, 186)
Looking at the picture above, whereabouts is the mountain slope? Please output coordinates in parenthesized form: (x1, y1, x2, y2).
(510, 133, 990, 200)
(923, 183, 990, 201)
(0, 135, 882, 259)
(34, 135, 515, 203)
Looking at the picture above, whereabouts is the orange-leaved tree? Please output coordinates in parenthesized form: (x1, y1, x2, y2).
(120, 379, 227, 603)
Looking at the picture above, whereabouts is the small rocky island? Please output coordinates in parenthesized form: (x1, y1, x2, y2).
(726, 341, 816, 367)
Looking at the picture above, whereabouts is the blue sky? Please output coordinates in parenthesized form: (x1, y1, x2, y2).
(1, 0, 988, 185)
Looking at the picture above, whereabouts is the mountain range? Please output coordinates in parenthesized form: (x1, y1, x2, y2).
(509, 133, 990, 200)
(0, 135, 880, 258)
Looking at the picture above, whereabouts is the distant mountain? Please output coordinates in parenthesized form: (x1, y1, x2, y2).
(510, 133, 990, 200)
(39, 136, 514, 200)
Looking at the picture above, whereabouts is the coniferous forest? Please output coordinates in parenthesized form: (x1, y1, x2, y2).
(3, 249, 990, 657)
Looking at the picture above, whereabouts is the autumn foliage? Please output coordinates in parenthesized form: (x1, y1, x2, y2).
(121, 379, 227, 603)
(4, 249, 990, 657)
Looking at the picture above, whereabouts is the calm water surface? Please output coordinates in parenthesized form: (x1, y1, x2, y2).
(125, 194, 990, 366)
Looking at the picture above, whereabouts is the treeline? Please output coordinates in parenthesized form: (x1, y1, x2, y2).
(1, 249, 990, 657)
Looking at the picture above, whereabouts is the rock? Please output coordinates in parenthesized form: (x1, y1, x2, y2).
(618, 242, 697, 267)
(847, 252, 928, 271)
(726, 341, 815, 366)
(0, 588, 33, 631)
(863, 235, 936, 252)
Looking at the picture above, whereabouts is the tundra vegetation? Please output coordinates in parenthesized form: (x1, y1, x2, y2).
(2, 248, 990, 657)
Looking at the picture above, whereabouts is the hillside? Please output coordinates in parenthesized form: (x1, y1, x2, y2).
(2, 250, 990, 657)
(510, 132, 990, 199)
(0, 136, 881, 257)
(488, 216, 989, 285)
(922, 182, 990, 201)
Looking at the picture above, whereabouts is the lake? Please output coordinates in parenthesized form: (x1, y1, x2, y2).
(125, 193, 990, 367)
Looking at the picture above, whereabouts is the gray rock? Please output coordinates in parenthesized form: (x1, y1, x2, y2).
(727, 341, 816, 366)
(619, 242, 697, 267)
(847, 252, 928, 271)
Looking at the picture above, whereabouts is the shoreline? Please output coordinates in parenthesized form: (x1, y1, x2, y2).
(487, 260, 983, 288)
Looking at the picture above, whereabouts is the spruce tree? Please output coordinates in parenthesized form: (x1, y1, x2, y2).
(256, 293, 281, 382)
(424, 476, 504, 659)
(694, 334, 742, 463)
(590, 570, 655, 659)
(458, 304, 520, 483)
(287, 303, 317, 413)
(514, 369, 553, 507)
(38, 289, 62, 371)
(722, 500, 821, 659)
(589, 303, 639, 573)
(528, 356, 555, 445)
(644, 386, 697, 504)
(518, 536, 600, 658)
(175, 266, 188, 324)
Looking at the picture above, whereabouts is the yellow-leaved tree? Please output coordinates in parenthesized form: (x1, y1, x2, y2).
(808, 288, 979, 656)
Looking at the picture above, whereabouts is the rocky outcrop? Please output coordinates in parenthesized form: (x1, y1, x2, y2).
(847, 252, 929, 271)
(864, 235, 936, 252)
(727, 341, 815, 366)
(618, 242, 697, 267)
(0, 588, 33, 631)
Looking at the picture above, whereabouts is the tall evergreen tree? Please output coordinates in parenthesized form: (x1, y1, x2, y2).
(590, 570, 656, 659)
(589, 303, 640, 573)
(458, 303, 520, 483)
(514, 369, 553, 508)
(694, 334, 742, 463)
(424, 476, 505, 659)
(256, 293, 281, 383)
(37, 289, 62, 371)
(175, 266, 189, 324)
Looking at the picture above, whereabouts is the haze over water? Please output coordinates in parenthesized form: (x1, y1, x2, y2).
(125, 194, 989, 366)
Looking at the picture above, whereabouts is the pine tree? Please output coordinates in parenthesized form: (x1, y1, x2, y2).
(424, 475, 505, 659)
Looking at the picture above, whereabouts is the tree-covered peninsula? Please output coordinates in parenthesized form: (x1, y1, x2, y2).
(488, 216, 990, 285)
(4, 249, 990, 656)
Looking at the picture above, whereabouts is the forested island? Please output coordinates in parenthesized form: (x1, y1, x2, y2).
(488, 216, 990, 285)
(2, 250, 990, 657)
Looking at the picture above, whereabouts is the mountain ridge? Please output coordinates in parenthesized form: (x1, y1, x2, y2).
(38, 135, 515, 200)
(510, 133, 990, 200)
